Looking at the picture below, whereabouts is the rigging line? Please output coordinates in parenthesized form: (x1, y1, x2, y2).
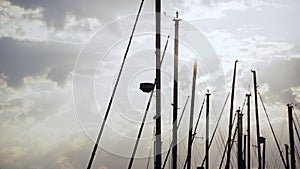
(279, 117, 285, 146)
(146, 122, 155, 169)
(193, 141, 202, 168)
(217, 96, 246, 169)
(258, 92, 288, 169)
(161, 35, 170, 64)
(215, 131, 224, 156)
(128, 28, 171, 169)
(293, 109, 300, 141)
(181, 97, 206, 169)
(178, 97, 191, 129)
(295, 146, 300, 162)
(200, 92, 230, 167)
(267, 137, 277, 167)
(294, 111, 300, 129)
(293, 119, 300, 142)
(192, 98, 206, 142)
(128, 90, 154, 169)
(86, 0, 145, 168)
(219, 122, 226, 147)
(240, 95, 247, 114)
(161, 96, 190, 169)
(218, 115, 238, 169)
(177, 151, 184, 168)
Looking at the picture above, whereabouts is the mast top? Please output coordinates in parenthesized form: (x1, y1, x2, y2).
(193, 60, 197, 77)
(173, 11, 182, 21)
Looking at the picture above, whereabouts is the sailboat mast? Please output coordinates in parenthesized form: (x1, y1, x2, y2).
(261, 137, 266, 169)
(205, 91, 211, 169)
(172, 11, 181, 169)
(237, 109, 244, 169)
(225, 60, 238, 169)
(246, 93, 251, 169)
(205, 90, 210, 169)
(288, 104, 296, 169)
(244, 134, 246, 167)
(187, 61, 197, 169)
(252, 70, 262, 169)
(155, 0, 162, 168)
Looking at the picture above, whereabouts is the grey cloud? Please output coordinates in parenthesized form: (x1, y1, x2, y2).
(190, 0, 300, 46)
(9, 0, 153, 28)
(255, 58, 300, 104)
(0, 38, 78, 87)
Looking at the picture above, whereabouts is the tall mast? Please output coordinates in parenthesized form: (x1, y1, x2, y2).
(225, 60, 238, 169)
(252, 70, 262, 169)
(205, 90, 211, 169)
(288, 104, 296, 169)
(172, 11, 181, 169)
(246, 93, 251, 169)
(244, 134, 247, 167)
(187, 61, 197, 169)
(155, 0, 162, 168)
(260, 137, 266, 169)
(237, 108, 244, 169)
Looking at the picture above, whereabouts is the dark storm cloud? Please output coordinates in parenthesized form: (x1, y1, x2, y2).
(0, 38, 78, 87)
(9, 0, 152, 28)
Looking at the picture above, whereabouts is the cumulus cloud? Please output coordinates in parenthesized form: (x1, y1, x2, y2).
(0, 0, 101, 43)
(291, 86, 300, 104)
(0, 38, 79, 87)
(171, 0, 287, 20)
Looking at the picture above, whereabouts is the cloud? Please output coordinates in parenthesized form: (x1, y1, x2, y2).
(172, 0, 287, 20)
(0, 1, 299, 168)
(0, 74, 87, 169)
(0, 38, 79, 87)
(0, 75, 73, 128)
(206, 30, 297, 73)
(8, 0, 150, 28)
(0, 0, 101, 43)
(291, 86, 300, 104)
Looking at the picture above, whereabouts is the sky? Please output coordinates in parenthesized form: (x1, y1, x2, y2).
(0, 0, 300, 169)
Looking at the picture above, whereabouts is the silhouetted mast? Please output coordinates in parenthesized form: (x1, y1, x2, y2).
(252, 70, 262, 169)
(199, 93, 230, 168)
(155, 0, 162, 168)
(183, 98, 206, 169)
(162, 97, 190, 169)
(260, 137, 266, 169)
(225, 60, 238, 169)
(237, 108, 244, 169)
(243, 134, 246, 168)
(219, 114, 238, 169)
(205, 91, 211, 169)
(172, 11, 181, 169)
(288, 104, 296, 169)
(187, 61, 197, 169)
(246, 94, 251, 169)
